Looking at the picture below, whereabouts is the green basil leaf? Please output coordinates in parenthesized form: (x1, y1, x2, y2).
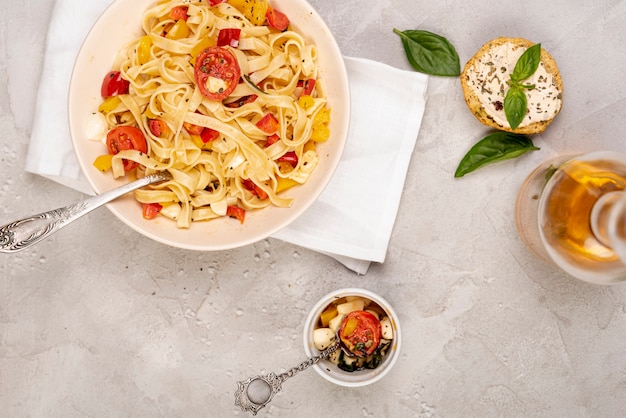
(393, 28, 460, 76)
(454, 132, 540, 177)
(504, 87, 527, 130)
(511, 43, 541, 82)
(243, 75, 267, 95)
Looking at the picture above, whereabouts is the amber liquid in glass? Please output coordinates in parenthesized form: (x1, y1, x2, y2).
(540, 158, 626, 266)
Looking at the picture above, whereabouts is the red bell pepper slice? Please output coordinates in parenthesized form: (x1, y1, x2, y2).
(265, 134, 280, 147)
(277, 151, 298, 168)
(201, 127, 220, 143)
(256, 113, 279, 134)
(225, 94, 258, 108)
(227, 205, 245, 223)
(217, 28, 241, 48)
(298, 78, 316, 96)
(241, 178, 268, 200)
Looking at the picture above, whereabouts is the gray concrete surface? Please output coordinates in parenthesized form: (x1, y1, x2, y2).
(1, 0, 626, 416)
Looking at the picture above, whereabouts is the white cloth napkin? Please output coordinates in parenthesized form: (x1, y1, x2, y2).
(26, 0, 428, 274)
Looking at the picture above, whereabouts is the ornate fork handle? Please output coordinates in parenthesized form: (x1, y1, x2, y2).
(0, 172, 171, 253)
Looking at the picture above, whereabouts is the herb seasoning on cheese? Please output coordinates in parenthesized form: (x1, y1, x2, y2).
(460, 37, 563, 134)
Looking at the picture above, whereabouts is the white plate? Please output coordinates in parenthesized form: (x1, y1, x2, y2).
(68, 0, 350, 251)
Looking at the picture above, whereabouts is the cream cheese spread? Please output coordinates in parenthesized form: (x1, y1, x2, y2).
(465, 42, 562, 128)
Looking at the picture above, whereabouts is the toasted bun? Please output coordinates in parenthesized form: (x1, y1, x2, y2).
(460, 37, 563, 134)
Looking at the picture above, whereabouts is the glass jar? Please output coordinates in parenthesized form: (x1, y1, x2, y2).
(515, 151, 626, 285)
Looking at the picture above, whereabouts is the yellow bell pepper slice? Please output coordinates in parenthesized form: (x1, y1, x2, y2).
(93, 154, 113, 172)
(303, 140, 316, 153)
(190, 135, 204, 149)
(319, 305, 338, 327)
(166, 20, 190, 40)
(190, 37, 217, 65)
(276, 177, 299, 193)
(310, 124, 330, 142)
(98, 96, 121, 114)
(342, 317, 359, 337)
(137, 35, 152, 65)
(298, 95, 315, 110)
(229, 0, 268, 25)
(313, 107, 331, 127)
(144, 107, 159, 120)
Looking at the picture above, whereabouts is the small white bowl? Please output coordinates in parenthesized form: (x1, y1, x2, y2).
(303, 288, 401, 387)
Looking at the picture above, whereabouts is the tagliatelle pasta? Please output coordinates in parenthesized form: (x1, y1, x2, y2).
(93, 0, 331, 228)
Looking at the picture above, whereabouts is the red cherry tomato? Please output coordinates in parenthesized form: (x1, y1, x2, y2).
(148, 119, 169, 137)
(208, 0, 227, 5)
(169, 6, 188, 21)
(101, 71, 130, 98)
(194, 46, 241, 101)
(226, 205, 245, 223)
(266, 6, 290, 31)
(339, 311, 382, 357)
(106, 126, 148, 171)
(183, 121, 205, 135)
(142, 203, 163, 220)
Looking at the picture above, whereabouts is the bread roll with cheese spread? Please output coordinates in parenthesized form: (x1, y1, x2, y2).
(460, 37, 563, 134)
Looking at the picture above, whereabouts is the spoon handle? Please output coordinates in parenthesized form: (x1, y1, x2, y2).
(276, 342, 340, 384)
(0, 172, 170, 253)
(235, 342, 340, 415)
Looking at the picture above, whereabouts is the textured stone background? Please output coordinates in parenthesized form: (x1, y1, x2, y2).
(1, 0, 625, 416)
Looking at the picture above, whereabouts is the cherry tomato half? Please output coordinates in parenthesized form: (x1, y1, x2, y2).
(106, 126, 148, 172)
(169, 6, 188, 21)
(194, 46, 241, 101)
(142, 203, 163, 220)
(101, 71, 130, 98)
(148, 119, 170, 137)
(266, 6, 290, 31)
(183, 121, 205, 135)
(339, 311, 382, 357)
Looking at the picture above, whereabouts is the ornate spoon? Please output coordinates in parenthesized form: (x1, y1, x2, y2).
(235, 311, 382, 415)
(235, 342, 341, 415)
(0, 172, 171, 253)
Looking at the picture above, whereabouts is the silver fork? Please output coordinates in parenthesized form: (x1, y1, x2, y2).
(0, 172, 171, 253)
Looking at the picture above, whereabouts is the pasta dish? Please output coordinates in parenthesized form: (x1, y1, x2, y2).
(90, 0, 331, 228)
